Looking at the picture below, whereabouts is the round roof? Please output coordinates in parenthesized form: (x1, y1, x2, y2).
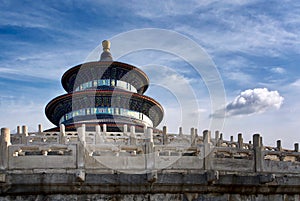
(45, 90, 164, 128)
(61, 61, 149, 94)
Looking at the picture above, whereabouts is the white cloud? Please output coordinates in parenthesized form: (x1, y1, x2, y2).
(212, 88, 284, 117)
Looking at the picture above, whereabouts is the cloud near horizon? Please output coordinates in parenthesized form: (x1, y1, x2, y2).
(212, 88, 284, 118)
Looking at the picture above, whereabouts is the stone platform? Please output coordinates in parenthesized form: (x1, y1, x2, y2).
(0, 125, 300, 201)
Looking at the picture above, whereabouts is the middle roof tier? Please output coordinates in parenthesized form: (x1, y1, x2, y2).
(45, 89, 164, 128)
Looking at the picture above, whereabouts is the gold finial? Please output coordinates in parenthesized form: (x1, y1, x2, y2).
(102, 40, 110, 52)
(100, 40, 113, 61)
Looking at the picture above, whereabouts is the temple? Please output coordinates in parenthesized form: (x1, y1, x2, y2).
(45, 40, 163, 132)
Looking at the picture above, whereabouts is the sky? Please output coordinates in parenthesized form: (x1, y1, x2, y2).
(0, 0, 300, 148)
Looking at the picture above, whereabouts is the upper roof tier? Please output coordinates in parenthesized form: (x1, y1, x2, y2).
(61, 61, 149, 94)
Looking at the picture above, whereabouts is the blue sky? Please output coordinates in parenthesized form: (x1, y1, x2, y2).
(1, 0, 300, 148)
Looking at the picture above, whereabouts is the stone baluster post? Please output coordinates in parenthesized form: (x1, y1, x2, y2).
(253, 134, 263, 172)
(102, 124, 107, 135)
(38, 124, 43, 133)
(204, 130, 211, 144)
(238, 133, 243, 149)
(294, 143, 300, 162)
(123, 124, 128, 135)
(59, 124, 66, 144)
(203, 130, 212, 170)
(253, 134, 261, 148)
(276, 140, 282, 151)
(17, 126, 21, 134)
(179, 127, 183, 136)
(215, 131, 220, 146)
(294, 143, 299, 152)
(219, 133, 223, 146)
(0, 128, 11, 169)
(190, 128, 196, 146)
(78, 124, 86, 144)
(147, 127, 153, 144)
(276, 140, 284, 161)
(95, 125, 104, 144)
(77, 124, 86, 169)
(130, 126, 136, 145)
(230, 136, 234, 147)
(22, 125, 28, 144)
(22, 125, 28, 135)
(162, 126, 168, 145)
(146, 127, 154, 175)
(15, 126, 21, 144)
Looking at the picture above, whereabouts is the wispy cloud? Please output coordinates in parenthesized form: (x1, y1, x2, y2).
(175, 14, 300, 57)
(223, 70, 253, 86)
(290, 79, 300, 88)
(127, 0, 257, 19)
(271, 67, 286, 74)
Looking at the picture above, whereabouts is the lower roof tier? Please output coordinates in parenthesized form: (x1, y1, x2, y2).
(45, 90, 164, 128)
(60, 111, 154, 128)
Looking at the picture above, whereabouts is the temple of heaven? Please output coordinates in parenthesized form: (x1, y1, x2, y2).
(45, 40, 164, 132)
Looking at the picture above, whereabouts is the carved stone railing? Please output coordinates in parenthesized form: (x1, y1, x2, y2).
(1, 124, 299, 175)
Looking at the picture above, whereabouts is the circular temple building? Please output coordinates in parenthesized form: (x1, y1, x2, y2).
(45, 40, 164, 132)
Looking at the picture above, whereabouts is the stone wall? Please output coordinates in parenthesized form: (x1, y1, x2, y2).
(1, 125, 300, 200)
(0, 194, 300, 201)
